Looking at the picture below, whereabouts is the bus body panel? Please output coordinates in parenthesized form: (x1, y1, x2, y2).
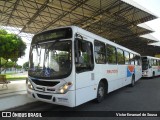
(74, 27, 141, 106)
(27, 26, 142, 107)
(27, 88, 76, 107)
(27, 63, 76, 107)
(135, 65, 142, 81)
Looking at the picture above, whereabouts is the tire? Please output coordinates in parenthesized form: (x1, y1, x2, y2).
(96, 81, 106, 103)
(152, 72, 155, 78)
(130, 75, 135, 87)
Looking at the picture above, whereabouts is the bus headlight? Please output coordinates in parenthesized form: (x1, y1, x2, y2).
(57, 82, 72, 94)
(27, 79, 34, 90)
(144, 71, 148, 75)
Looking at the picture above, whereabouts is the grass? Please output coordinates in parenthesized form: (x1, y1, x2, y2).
(1, 73, 15, 75)
(1, 73, 27, 81)
(7, 77, 27, 81)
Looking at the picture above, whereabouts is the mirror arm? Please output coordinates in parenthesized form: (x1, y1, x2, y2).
(75, 39, 79, 64)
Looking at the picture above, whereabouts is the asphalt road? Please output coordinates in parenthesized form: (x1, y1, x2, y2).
(5, 77, 160, 120)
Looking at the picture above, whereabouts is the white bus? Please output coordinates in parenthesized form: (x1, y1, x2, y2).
(27, 26, 142, 107)
(142, 56, 160, 77)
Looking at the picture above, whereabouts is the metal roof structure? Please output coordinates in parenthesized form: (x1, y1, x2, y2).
(0, 0, 159, 56)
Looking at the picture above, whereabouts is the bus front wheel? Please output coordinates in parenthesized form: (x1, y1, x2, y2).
(96, 81, 106, 103)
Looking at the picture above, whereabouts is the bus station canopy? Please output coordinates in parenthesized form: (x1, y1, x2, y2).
(0, 0, 159, 56)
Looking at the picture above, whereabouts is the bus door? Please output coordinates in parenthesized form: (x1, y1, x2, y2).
(74, 35, 95, 106)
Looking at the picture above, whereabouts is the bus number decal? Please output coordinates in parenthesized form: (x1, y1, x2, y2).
(107, 69, 118, 74)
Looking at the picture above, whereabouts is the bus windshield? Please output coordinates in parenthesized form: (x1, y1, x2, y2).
(28, 40, 72, 79)
(142, 57, 148, 70)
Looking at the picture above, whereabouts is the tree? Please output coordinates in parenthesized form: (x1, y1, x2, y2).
(1, 59, 16, 73)
(23, 61, 29, 71)
(0, 29, 26, 74)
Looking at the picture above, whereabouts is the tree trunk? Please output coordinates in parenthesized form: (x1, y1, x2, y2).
(0, 58, 8, 74)
(0, 57, 1, 74)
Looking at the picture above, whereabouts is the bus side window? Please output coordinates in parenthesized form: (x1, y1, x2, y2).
(75, 39, 94, 73)
(130, 53, 135, 65)
(134, 55, 141, 65)
(149, 59, 152, 68)
(156, 60, 158, 66)
(138, 55, 141, 65)
(94, 40, 106, 64)
(153, 59, 156, 66)
(124, 51, 130, 65)
(106, 44, 117, 64)
(117, 48, 125, 64)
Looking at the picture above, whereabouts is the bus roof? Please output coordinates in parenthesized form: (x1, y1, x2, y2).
(34, 26, 140, 56)
(72, 26, 140, 56)
(142, 56, 160, 60)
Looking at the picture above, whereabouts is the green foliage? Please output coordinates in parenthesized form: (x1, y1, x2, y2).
(107, 45, 116, 63)
(117, 52, 124, 64)
(5, 61, 15, 68)
(15, 65, 22, 69)
(83, 53, 89, 63)
(0, 30, 26, 60)
(0, 29, 26, 73)
(0, 58, 16, 73)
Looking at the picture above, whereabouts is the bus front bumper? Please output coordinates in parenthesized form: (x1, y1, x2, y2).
(27, 88, 76, 107)
(142, 71, 149, 77)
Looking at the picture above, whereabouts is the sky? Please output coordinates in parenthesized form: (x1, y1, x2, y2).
(132, 0, 160, 41)
(2, 0, 160, 65)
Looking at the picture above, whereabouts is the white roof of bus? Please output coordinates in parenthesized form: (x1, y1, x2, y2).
(71, 26, 140, 55)
(35, 26, 140, 56)
(142, 56, 160, 60)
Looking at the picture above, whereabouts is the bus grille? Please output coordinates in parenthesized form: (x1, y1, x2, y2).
(31, 79, 59, 87)
(37, 94, 52, 100)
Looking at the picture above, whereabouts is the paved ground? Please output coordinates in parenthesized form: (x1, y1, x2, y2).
(0, 80, 26, 97)
(4, 77, 160, 120)
(0, 80, 36, 110)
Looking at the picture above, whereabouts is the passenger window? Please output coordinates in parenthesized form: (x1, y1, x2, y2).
(130, 53, 134, 65)
(134, 55, 141, 65)
(153, 59, 157, 66)
(124, 51, 130, 64)
(117, 48, 124, 64)
(94, 40, 106, 64)
(106, 44, 117, 64)
(156, 60, 158, 66)
(151, 59, 153, 66)
(75, 39, 94, 73)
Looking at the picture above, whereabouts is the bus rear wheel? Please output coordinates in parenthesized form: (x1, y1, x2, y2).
(96, 81, 106, 103)
(130, 75, 135, 87)
(152, 72, 155, 78)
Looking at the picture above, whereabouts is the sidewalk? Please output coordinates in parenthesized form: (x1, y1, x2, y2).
(0, 80, 36, 111)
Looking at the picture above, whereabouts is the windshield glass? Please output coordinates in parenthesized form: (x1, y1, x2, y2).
(28, 40, 72, 79)
(142, 57, 148, 70)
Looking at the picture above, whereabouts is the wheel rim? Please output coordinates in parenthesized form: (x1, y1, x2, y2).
(132, 77, 135, 86)
(132, 79, 134, 85)
(98, 86, 104, 98)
